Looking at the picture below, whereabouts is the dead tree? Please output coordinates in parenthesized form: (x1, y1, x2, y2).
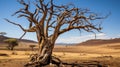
(5, 0, 108, 66)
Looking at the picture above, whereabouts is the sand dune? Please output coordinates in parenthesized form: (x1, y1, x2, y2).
(0, 41, 120, 67)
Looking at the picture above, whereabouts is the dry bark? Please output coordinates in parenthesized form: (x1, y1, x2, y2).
(5, 0, 109, 67)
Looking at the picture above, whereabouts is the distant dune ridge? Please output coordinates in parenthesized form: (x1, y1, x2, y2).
(0, 35, 37, 46)
(76, 38, 120, 46)
(0, 35, 9, 45)
(1, 35, 120, 46)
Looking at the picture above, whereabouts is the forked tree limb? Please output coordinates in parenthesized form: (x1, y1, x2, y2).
(5, 0, 109, 67)
(19, 32, 26, 40)
(4, 19, 36, 32)
(5, 0, 107, 39)
(4, 19, 26, 31)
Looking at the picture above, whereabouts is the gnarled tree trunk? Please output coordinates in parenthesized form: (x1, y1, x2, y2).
(5, 0, 108, 67)
(26, 35, 57, 67)
(37, 39, 53, 65)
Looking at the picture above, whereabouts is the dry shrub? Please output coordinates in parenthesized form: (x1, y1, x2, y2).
(11, 52, 17, 55)
(97, 55, 113, 59)
(25, 52, 30, 55)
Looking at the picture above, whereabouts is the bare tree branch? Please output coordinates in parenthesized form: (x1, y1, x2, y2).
(4, 19, 26, 31)
(19, 32, 27, 40)
(4, 19, 36, 32)
(5, 0, 108, 66)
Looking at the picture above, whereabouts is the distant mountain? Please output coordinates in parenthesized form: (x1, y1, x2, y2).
(0, 35, 37, 45)
(0, 35, 9, 44)
(55, 43, 75, 46)
(76, 38, 120, 46)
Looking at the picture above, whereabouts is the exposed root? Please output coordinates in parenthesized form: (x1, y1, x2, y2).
(24, 54, 106, 67)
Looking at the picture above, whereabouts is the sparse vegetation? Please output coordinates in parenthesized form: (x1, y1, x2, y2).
(0, 43, 120, 67)
(24, 52, 30, 55)
(29, 45, 36, 51)
(4, 39, 18, 50)
(11, 51, 17, 55)
(5, 0, 107, 66)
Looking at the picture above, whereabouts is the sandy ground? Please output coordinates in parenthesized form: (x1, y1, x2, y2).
(0, 43, 120, 67)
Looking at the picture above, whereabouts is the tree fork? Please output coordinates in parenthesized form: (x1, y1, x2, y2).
(5, 0, 109, 67)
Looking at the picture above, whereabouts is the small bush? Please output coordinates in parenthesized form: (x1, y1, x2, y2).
(11, 52, 17, 55)
(4, 38, 18, 50)
(25, 52, 30, 55)
(29, 45, 36, 51)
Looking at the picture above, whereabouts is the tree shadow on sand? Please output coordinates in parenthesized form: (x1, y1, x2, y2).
(24, 55, 108, 67)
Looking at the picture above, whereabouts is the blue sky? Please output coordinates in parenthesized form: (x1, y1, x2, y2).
(0, 0, 120, 43)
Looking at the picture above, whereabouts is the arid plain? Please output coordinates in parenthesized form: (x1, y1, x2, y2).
(0, 42, 120, 67)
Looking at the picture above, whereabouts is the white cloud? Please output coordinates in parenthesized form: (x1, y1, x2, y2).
(118, 34, 120, 37)
(56, 33, 107, 43)
(95, 33, 107, 39)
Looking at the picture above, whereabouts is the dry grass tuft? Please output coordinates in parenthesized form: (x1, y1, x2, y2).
(11, 52, 18, 55)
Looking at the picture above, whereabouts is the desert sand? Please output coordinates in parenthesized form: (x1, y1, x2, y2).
(0, 43, 120, 67)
